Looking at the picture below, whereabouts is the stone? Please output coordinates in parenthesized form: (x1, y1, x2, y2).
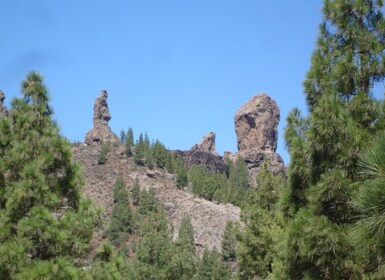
(85, 90, 119, 145)
(192, 131, 217, 155)
(174, 149, 228, 174)
(235, 93, 279, 153)
(234, 93, 285, 184)
(0, 90, 9, 117)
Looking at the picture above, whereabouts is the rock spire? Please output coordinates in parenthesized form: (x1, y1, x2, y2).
(85, 90, 119, 145)
(233, 93, 285, 183)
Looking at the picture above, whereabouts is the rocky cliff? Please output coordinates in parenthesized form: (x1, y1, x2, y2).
(232, 93, 285, 183)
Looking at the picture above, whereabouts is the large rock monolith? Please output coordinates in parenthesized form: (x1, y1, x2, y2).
(85, 90, 119, 145)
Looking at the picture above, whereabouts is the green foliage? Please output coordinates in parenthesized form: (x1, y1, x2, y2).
(106, 178, 132, 246)
(89, 242, 129, 280)
(0, 72, 99, 279)
(125, 127, 134, 157)
(98, 143, 110, 165)
(169, 216, 197, 280)
(152, 140, 168, 169)
(165, 151, 175, 173)
(120, 129, 126, 143)
(131, 208, 174, 279)
(137, 188, 159, 216)
(279, 1, 385, 278)
(177, 215, 195, 253)
(145, 149, 154, 170)
(237, 162, 284, 279)
(196, 248, 231, 280)
(134, 132, 145, 165)
(131, 179, 141, 206)
(221, 220, 240, 262)
(351, 134, 385, 278)
(189, 165, 224, 200)
(176, 159, 188, 189)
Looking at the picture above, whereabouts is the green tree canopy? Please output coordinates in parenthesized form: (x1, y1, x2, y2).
(0, 72, 99, 279)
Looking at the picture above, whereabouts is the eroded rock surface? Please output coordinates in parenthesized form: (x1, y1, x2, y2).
(234, 94, 285, 183)
(192, 131, 217, 155)
(0, 91, 9, 117)
(235, 94, 279, 153)
(174, 149, 228, 174)
(85, 90, 119, 144)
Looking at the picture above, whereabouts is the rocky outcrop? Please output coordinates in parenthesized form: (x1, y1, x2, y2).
(235, 94, 279, 153)
(175, 132, 227, 174)
(0, 91, 9, 117)
(174, 149, 228, 174)
(192, 131, 217, 155)
(85, 90, 119, 145)
(234, 94, 285, 183)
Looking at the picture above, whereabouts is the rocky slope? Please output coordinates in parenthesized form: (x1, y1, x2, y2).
(74, 92, 240, 253)
(73, 142, 240, 253)
(72, 90, 285, 253)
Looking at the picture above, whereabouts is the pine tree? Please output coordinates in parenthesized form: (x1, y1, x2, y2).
(351, 133, 385, 278)
(176, 159, 188, 189)
(237, 161, 284, 279)
(281, 1, 385, 278)
(131, 207, 173, 279)
(152, 140, 168, 169)
(0, 72, 99, 279)
(131, 178, 141, 206)
(120, 129, 126, 143)
(125, 127, 134, 157)
(106, 177, 132, 246)
(196, 247, 231, 280)
(165, 151, 175, 174)
(170, 216, 196, 279)
(221, 220, 239, 262)
(134, 132, 145, 165)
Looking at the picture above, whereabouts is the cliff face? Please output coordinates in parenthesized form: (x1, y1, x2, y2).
(233, 93, 285, 182)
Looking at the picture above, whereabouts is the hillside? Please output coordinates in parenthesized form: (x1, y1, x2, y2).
(73, 89, 285, 254)
(72, 142, 240, 253)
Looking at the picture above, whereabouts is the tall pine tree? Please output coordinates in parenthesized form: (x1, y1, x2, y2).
(281, 1, 385, 278)
(0, 72, 99, 279)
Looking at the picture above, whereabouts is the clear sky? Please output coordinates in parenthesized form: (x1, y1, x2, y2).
(1, 1, 324, 164)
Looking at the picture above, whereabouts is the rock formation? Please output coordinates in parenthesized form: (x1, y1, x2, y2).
(0, 91, 9, 117)
(233, 93, 285, 183)
(235, 94, 279, 153)
(174, 149, 228, 174)
(192, 131, 217, 155)
(85, 90, 119, 145)
(175, 131, 227, 174)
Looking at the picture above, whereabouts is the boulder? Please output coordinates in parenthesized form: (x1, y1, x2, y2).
(85, 90, 119, 145)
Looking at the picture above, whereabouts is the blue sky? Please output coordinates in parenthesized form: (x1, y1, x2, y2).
(1, 1, 324, 164)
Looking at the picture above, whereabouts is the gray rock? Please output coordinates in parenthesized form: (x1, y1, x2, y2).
(85, 90, 119, 145)
(192, 131, 218, 155)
